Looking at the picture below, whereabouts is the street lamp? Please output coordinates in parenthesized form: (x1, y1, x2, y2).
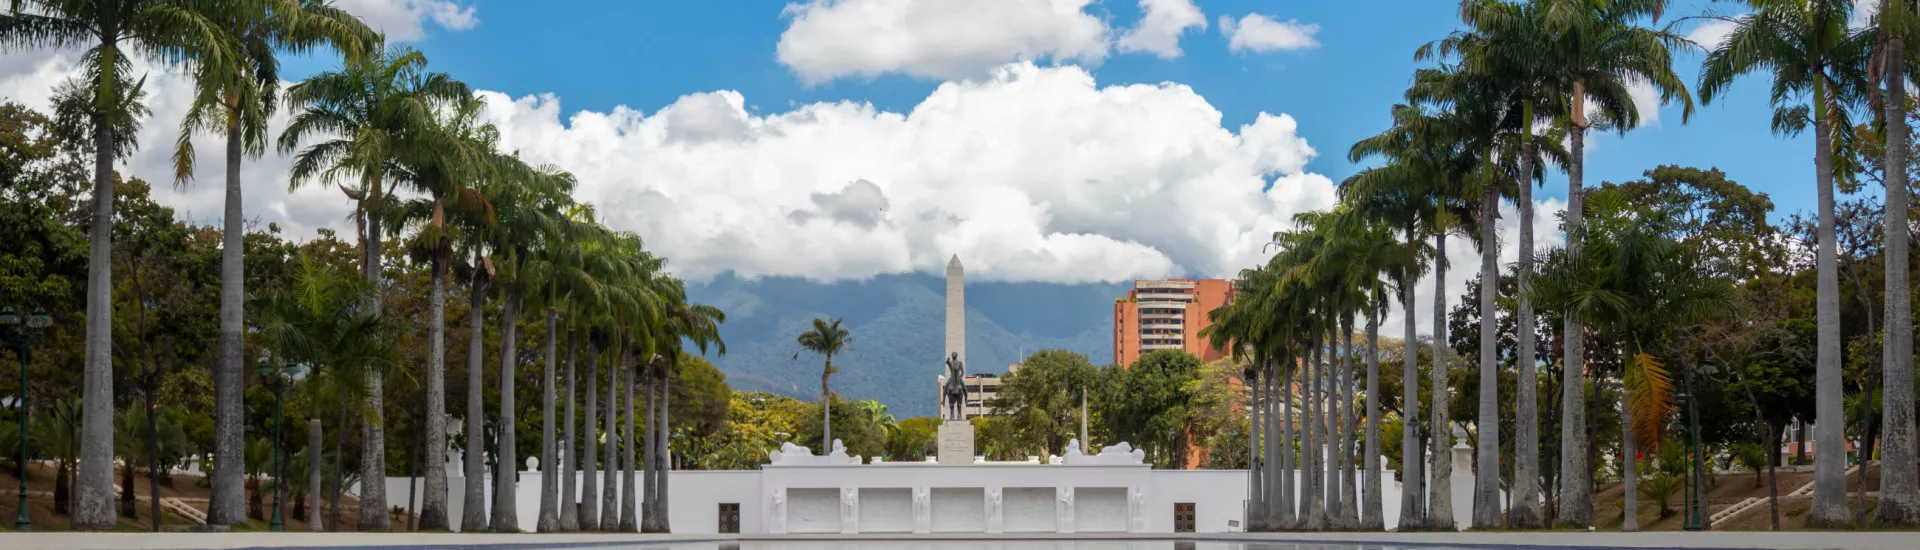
(1, 306, 51, 532)
(257, 353, 304, 532)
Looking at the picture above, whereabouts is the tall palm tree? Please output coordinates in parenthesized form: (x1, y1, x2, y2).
(0, 0, 240, 529)
(172, 0, 371, 527)
(485, 159, 573, 532)
(390, 94, 497, 531)
(1347, 99, 1476, 530)
(1874, 0, 1920, 526)
(1525, 0, 1695, 526)
(452, 207, 495, 532)
(280, 43, 469, 529)
(1323, 209, 1413, 530)
(1698, 0, 1872, 526)
(796, 317, 851, 447)
(644, 277, 724, 534)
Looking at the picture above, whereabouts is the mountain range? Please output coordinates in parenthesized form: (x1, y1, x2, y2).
(686, 273, 1131, 418)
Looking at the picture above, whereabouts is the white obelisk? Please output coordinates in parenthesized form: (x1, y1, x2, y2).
(938, 255, 974, 464)
(946, 255, 965, 367)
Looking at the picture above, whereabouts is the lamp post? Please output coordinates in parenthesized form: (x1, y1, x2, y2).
(1, 306, 51, 532)
(257, 354, 304, 532)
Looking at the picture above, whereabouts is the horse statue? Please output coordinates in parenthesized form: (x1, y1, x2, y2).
(942, 352, 966, 420)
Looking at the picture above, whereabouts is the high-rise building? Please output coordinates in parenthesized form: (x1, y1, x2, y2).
(1111, 278, 1234, 367)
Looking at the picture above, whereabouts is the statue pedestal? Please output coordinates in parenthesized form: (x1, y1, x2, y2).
(938, 420, 975, 465)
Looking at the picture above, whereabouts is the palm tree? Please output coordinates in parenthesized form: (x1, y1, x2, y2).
(486, 159, 573, 533)
(796, 318, 851, 447)
(251, 252, 398, 530)
(171, 1, 371, 527)
(280, 43, 470, 530)
(390, 94, 497, 531)
(0, 0, 239, 529)
(1874, 0, 1919, 526)
(1523, 0, 1695, 526)
(1323, 209, 1413, 530)
(453, 226, 493, 532)
(643, 276, 724, 533)
(1346, 98, 1476, 530)
(1698, 0, 1872, 526)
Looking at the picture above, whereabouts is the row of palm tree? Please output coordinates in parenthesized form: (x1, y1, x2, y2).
(1205, 0, 1917, 531)
(1, 0, 724, 532)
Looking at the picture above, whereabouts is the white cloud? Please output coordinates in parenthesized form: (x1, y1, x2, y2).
(1115, 0, 1207, 59)
(775, 0, 1110, 84)
(1, 55, 1340, 285)
(1371, 199, 1569, 340)
(0, 50, 356, 238)
(479, 62, 1338, 283)
(331, 0, 479, 42)
(1686, 18, 1737, 50)
(1219, 13, 1320, 53)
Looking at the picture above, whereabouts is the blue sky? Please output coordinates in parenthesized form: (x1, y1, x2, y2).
(359, 0, 1818, 215)
(0, 0, 1847, 337)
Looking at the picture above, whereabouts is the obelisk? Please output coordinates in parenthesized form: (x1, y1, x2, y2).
(946, 255, 965, 366)
(938, 255, 974, 464)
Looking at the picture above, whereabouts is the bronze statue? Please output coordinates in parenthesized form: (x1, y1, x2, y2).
(942, 352, 966, 420)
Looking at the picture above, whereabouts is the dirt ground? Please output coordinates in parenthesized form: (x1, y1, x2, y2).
(1588, 465, 1895, 531)
(0, 462, 389, 532)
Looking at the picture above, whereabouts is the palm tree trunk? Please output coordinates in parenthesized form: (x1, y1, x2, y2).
(310, 419, 324, 532)
(1341, 316, 1359, 527)
(492, 285, 519, 532)
(1325, 333, 1341, 525)
(1513, 106, 1543, 530)
(1474, 176, 1502, 530)
(74, 100, 119, 533)
(620, 353, 637, 532)
(1877, 26, 1920, 527)
(1429, 231, 1455, 531)
(579, 334, 600, 531)
(1400, 230, 1425, 530)
(641, 370, 658, 532)
(360, 178, 390, 531)
(536, 307, 559, 532)
(1558, 127, 1591, 530)
(421, 241, 450, 530)
(598, 338, 619, 531)
(656, 369, 672, 533)
(1364, 301, 1384, 530)
(1249, 367, 1265, 531)
(1809, 77, 1851, 527)
(1276, 357, 1294, 529)
(210, 116, 247, 529)
(1622, 381, 1638, 532)
(459, 272, 488, 532)
(560, 327, 579, 531)
(1270, 359, 1289, 529)
(1304, 337, 1326, 530)
(822, 358, 834, 446)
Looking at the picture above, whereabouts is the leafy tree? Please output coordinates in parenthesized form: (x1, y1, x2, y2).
(0, 0, 240, 527)
(988, 350, 1097, 457)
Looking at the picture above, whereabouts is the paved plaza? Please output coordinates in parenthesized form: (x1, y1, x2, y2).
(1, 532, 1917, 550)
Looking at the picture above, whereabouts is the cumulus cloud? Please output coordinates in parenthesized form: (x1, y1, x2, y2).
(1, 46, 1340, 285)
(478, 62, 1338, 283)
(0, 50, 355, 238)
(1115, 0, 1207, 59)
(1220, 13, 1320, 53)
(776, 0, 1110, 84)
(331, 0, 478, 42)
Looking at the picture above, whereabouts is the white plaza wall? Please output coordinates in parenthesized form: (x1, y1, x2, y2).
(382, 464, 1485, 533)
